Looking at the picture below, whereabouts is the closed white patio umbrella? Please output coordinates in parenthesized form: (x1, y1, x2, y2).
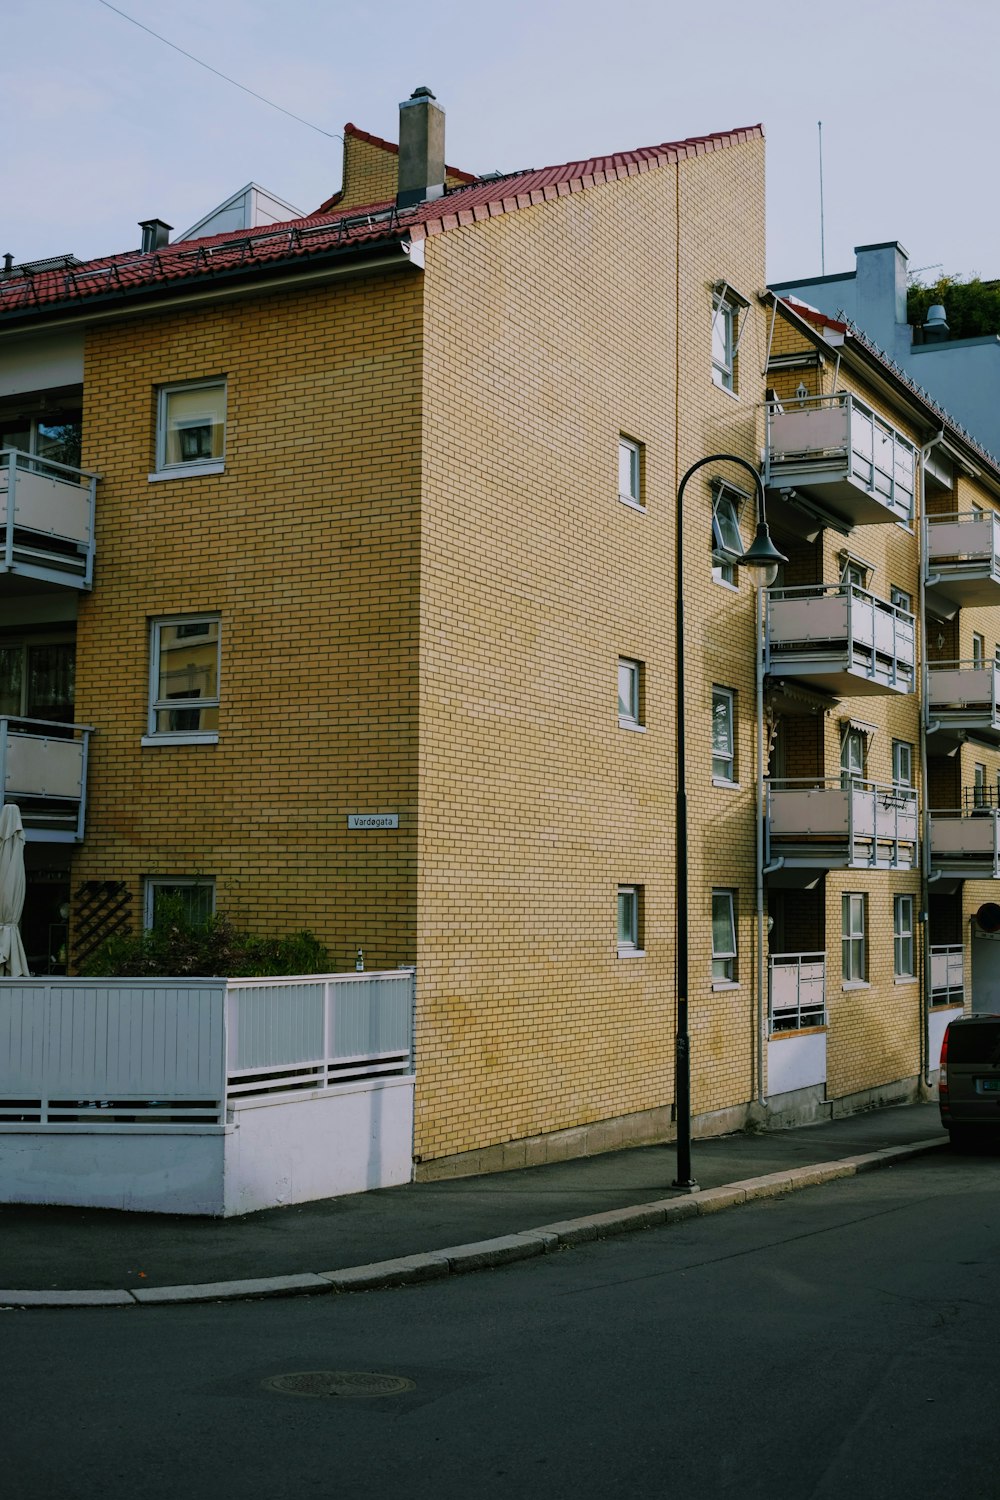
(0, 803, 29, 977)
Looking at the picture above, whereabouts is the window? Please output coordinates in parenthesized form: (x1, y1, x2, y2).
(840, 725, 866, 785)
(712, 293, 736, 392)
(841, 559, 868, 591)
(974, 762, 987, 809)
(144, 877, 216, 931)
(618, 437, 643, 509)
(712, 687, 736, 782)
(842, 893, 867, 984)
(712, 485, 744, 586)
(146, 615, 221, 742)
(973, 633, 985, 667)
(711, 889, 737, 983)
(890, 585, 912, 614)
(617, 658, 644, 729)
(0, 637, 75, 723)
(894, 894, 915, 979)
(617, 885, 643, 955)
(155, 379, 226, 476)
(892, 740, 913, 788)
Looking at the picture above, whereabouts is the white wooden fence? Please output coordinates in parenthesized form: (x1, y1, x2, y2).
(0, 971, 414, 1128)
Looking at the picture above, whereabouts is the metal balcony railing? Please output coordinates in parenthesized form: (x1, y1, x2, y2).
(768, 952, 826, 1032)
(0, 447, 98, 589)
(764, 393, 915, 526)
(925, 510, 1000, 608)
(767, 776, 918, 870)
(929, 805, 1000, 879)
(765, 584, 916, 697)
(927, 660, 1000, 741)
(0, 716, 93, 842)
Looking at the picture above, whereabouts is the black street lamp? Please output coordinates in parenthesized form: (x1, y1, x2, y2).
(672, 455, 786, 1191)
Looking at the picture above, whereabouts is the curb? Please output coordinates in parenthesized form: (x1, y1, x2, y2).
(0, 1136, 947, 1308)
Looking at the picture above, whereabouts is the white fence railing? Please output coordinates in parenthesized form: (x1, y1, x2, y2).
(768, 952, 826, 1032)
(0, 970, 414, 1128)
(930, 945, 964, 1008)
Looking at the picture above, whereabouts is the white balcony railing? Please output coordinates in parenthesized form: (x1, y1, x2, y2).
(0, 716, 93, 842)
(930, 945, 964, 1008)
(764, 393, 915, 526)
(928, 660, 1000, 740)
(929, 808, 1000, 878)
(768, 952, 826, 1032)
(766, 584, 915, 697)
(0, 447, 98, 589)
(925, 510, 1000, 608)
(767, 777, 918, 870)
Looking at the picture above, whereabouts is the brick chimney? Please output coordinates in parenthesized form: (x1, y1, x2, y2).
(396, 87, 446, 210)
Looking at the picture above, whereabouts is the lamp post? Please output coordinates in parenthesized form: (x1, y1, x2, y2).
(672, 454, 786, 1191)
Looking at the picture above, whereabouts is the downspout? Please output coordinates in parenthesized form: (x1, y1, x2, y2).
(755, 582, 768, 1108)
(919, 431, 946, 1088)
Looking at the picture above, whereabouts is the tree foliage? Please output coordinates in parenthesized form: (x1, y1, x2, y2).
(81, 894, 331, 978)
(907, 275, 1000, 342)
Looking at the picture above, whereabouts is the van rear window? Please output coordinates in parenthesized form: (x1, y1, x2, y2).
(948, 1020, 1000, 1063)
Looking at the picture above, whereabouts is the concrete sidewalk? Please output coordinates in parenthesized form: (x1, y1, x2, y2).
(0, 1102, 948, 1306)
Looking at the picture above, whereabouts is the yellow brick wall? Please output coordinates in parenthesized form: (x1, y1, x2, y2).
(333, 130, 473, 212)
(414, 138, 767, 1161)
(73, 267, 424, 969)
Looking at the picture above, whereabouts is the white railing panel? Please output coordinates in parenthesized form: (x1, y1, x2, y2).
(769, 786, 849, 836)
(768, 594, 848, 646)
(931, 814, 1000, 858)
(228, 981, 325, 1070)
(5, 731, 85, 799)
(770, 405, 849, 456)
(44, 983, 225, 1096)
(0, 985, 48, 1093)
(8, 465, 93, 546)
(330, 974, 412, 1059)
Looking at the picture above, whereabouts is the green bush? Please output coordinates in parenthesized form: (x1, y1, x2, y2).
(81, 895, 331, 978)
(907, 274, 1000, 343)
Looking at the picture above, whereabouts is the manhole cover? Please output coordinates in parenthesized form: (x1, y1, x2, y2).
(263, 1371, 416, 1399)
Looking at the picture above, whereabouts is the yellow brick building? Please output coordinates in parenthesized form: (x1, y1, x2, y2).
(0, 89, 993, 1179)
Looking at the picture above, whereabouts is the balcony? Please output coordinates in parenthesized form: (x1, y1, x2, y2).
(927, 661, 1000, 745)
(768, 952, 826, 1032)
(0, 717, 93, 842)
(0, 448, 97, 591)
(930, 808, 1000, 880)
(767, 777, 918, 871)
(765, 585, 915, 698)
(925, 510, 1000, 609)
(764, 393, 915, 527)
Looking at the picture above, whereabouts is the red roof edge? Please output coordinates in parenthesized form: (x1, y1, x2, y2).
(781, 295, 848, 336)
(314, 121, 478, 214)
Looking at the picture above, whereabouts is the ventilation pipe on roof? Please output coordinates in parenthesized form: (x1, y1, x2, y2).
(396, 87, 446, 210)
(139, 218, 173, 253)
(923, 304, 950, 342)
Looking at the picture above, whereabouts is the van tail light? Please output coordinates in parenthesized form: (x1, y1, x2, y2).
(939, 1026, 950, 1100)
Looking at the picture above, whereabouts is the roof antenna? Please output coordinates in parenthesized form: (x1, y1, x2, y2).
(818, 121, 826, 276)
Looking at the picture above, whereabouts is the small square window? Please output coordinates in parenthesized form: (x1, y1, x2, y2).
(155, 379, 226, 475)
(147, 615, 221, 740)
(144, 877, 216, 931)
(711, 889, 737, 982)
(842, 892, 866, 983)
(712, 686, 735, 781)
(618, 437, 643, 509)
(617, 885, 643, 955)
(618, 658, 644, 728)
(894, 894, 915, 978)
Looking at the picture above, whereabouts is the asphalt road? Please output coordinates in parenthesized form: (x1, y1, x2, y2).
(5, 1147, 1000, 1500)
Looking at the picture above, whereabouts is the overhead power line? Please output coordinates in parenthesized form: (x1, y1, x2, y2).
(94, 0, 342, 140)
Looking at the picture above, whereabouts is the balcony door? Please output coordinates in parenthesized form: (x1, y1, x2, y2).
(0, 639, 75, 725)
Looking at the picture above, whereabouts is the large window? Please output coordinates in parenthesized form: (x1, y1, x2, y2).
(147, 615, 221, 741)
(144, 877, 216, 931)
(617, 885, 644, 956)
(712, 686, 736, 783)
(618, 658, 644, 729)
(618, 437, 644, 510)
(711, 889, 737, 983)
(155, 379, 226, 476)
(842, 893, 867, 984)
(894, 894, 915, 979)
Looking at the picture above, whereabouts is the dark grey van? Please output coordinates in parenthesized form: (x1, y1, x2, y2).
(940, 1015, 1000, 1147)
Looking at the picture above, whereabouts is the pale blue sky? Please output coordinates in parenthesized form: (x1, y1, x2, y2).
(10, 0, 998, 286)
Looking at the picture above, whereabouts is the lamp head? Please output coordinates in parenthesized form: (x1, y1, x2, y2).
(739, 522, 787, 587)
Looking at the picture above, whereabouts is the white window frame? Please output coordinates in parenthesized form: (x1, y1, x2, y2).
(890, 585, 912, 614)
(892, 739, 913, 788)
(618, 437, 644, 510)
(712, 294, 736, 393)
(152, 378, 227, 480)
(144, 613, 221, 746)
(894, 894, 915, 979)
(712, 484, 745, 587)
(618, 658, 644, 730)
(712, 686, 736, 784)
(840, 725, 866, 785)
(711, 888, 738, 985)
(842, 892, 867, 986)
(973, 632, 985, 666)
(144, 876, 216, 931)
(975, 762, 987, 808)
(617, 884, 644, 957)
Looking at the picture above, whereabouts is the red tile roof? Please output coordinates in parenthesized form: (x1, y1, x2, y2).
(313, 122, 478, 214)
(0, 123, 763, 321)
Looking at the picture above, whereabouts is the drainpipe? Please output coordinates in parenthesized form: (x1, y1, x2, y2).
(755, 583, 768, 1108)
(919, 431, 946, 1087)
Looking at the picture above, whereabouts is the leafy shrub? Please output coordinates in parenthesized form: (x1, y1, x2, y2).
(81, 895, 330, 978)
(907, 274, 1000, 343)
